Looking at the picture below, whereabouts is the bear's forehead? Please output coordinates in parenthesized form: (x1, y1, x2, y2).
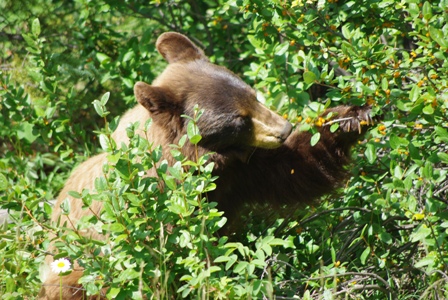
(157, 60, 255, 95)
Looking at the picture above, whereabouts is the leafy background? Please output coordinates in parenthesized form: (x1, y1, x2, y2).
(1, 0, 448, 299)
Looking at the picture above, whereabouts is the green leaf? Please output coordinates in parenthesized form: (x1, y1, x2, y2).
(379, 232, 392, 244)
(360, 247, 370, 265)
(409, 85, 420, 102)
(99, 134, 110, 151)
(365, 143, 377, 164)
(214, 256, 230, 263)
(123, 51, 134, 62)
(168, 164, 183, 181)
(261, 243, 273, 256)
(96, 52, 111, 65)
(22, 33, 38, 49)
(162, 174, 177, 191)
(187, 121, 202, 144)
(247, 35, 261, 48)
(389, 134, 408, 149)
(429, 26, 448, 49)
(414, 256, 436, 268)
(422, 104, 434, 115)
(225, 254, 237, 270)
(310, 132, 321, 146)
(437, 152, 448, 163)
(92, 100, 104, 117)
(275, 42, 289, 56)
(341, 23, 353, 40)
(101, 92, 110, 106)
(67, 191, 82, 199)
(435, 126, 448, 142)
(303, 71, 317, 85)
(381, 77, 388, 91)
(0, 173, 8, 191)
(104, 223, 126, 233)
(330, 123, 339, 133)
(408, 3, 419, 17)
(189, 135, 202, 145)
(17, 122, 38, 143)
(233, 262, 248, 274)
(106, 287, 120, 298)
(410, 224, 431, 242)
(32, 18, 41, 37)
(422, 1, 432, 20)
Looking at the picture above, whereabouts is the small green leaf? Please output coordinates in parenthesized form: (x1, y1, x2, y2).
(225, 254, 237, 270)
(275, 42, 289, 56)
(168, 163, 183, 181)
(0, 174, 8, 191)
(233, 262, 248, 274)
(247, 35, 261, 48)
(379, 232, 392, 244)
(435, 126, 448, 142)
(122, 51, 134, 62)
(360, 247, 370, 265)
(381, 77, 389, 91)
(410, 224, 431, 242)
(104, 223, 126, 233)
(17, 122, 38, 143)
(162, 175, 177, 191)
(32, 18, 41, 37)
(106, 288, 120, 298)
(99, 134, 110, 151)
(92, 100, 104, 117)
(101, 92, 110, 105)
(422, 1, 432, 20)
(96, 52, 111, 65)
(408, 3, 419, 17)
(341, 23, 353, 40)
(437, 152, 448, 163)
(214, 256, 230, 263)
(429, 26, 448, 49)
(409, 85, 420, 102)
(187, 121, 202, 144)
(414, 256, 436, 268)
(365, 143, 377, 164)
(189, 135, 202, 145)
(67, 191, 82, 198)
(330, 123, 339, 133)
(22, 33, 37, 48)
(303, 71, 317, 85)
(422, 104, 434, 115)
(310, 132, 321, 146)
(61, 198, 71, 215)
(389, 134, 408, 149)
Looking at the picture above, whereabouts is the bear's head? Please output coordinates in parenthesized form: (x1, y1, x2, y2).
(134, 32, 292, 163)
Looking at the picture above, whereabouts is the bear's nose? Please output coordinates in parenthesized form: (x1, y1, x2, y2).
(278, 122, 293, 141)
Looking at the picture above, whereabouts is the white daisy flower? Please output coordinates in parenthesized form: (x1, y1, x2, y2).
(51, 258, 72, 274)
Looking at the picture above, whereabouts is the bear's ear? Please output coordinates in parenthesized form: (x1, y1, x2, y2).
(156, 32, 207, 63)
(134, 81, 174, 114)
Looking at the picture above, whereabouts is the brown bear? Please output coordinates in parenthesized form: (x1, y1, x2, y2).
(39, 32, 374, 299)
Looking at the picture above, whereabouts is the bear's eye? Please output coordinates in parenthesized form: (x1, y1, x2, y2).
(234, 115, 249, 128)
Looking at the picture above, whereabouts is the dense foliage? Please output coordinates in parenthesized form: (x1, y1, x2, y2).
(1, 0, 448, 298)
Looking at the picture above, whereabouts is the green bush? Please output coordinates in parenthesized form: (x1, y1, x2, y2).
(1, 0, 448, 299)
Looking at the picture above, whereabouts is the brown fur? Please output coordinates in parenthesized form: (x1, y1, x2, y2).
(39, 32, 374, 299)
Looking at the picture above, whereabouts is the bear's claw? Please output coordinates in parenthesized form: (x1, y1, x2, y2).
(323, 105, 377, 134)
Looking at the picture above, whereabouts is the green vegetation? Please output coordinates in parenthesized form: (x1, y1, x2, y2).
(1, 0, 448, 298)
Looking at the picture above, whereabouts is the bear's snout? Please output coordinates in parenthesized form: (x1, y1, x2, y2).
(278, 122, 293, 141)
(244, 102, 293, 149)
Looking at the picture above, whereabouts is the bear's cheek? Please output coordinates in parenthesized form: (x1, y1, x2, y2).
(199, 124, 250, 150)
